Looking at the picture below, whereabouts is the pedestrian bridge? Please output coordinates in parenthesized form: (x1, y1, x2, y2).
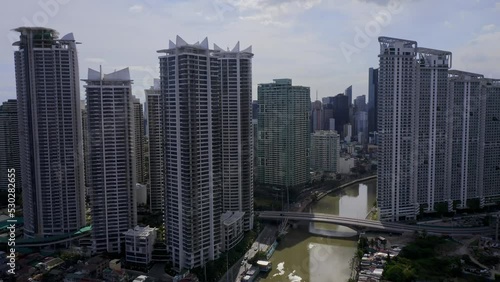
(258, 211, 491, 236)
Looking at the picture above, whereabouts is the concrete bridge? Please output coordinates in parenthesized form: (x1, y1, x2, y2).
(258, 211, 491, 236)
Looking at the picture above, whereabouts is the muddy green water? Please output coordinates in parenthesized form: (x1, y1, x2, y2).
(260, 179, 376, 282)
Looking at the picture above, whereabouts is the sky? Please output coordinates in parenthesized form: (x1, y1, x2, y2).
(1, 0, 500, 103)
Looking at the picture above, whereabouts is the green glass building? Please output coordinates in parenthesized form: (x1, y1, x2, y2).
(257, 79, 311, 190)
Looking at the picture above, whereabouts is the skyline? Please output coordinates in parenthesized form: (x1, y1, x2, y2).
(0, 0, 500, 104)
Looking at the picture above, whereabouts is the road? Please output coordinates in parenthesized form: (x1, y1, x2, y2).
(258, 211, 492, 236)
(234, 225, 277, 281)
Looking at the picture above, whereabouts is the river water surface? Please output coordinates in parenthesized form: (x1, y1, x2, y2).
(260, 179, 376, 282)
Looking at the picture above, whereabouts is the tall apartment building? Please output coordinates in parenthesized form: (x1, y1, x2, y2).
(81, 100, 90, 196)
(377, 37, 418, 221)
(215, 42, 254, 231)
(257, 79, 311, 189)
(482, 79, 500, 204)
(377, 36, 500, 221)
(13, 27, 85, 237)
(311, 130, 340, 173)
(133, 97, 145, 184)
(145, 79, 164, 214)
(158, 36, 222, 270)
(446, 70, 485, 209)
(415, 48, 451, 213)
(84, 67, 137, 253)
(0, 100, 20, 193)
(368, 68, 379, 133)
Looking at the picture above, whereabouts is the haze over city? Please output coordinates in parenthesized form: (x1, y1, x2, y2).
(0, 0, 500, 102)
(1, 1, 500, 282)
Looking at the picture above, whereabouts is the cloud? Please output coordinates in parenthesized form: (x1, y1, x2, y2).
(482, 24, 495, 32)
(129, 4, 143, 13)
(454, 31, 500, 79)
(496, 2, 500, 11)
(356, 0, 418, 6)
(444, 21, 453, 28)
(226, 0, 322, 26)
(85, 58, 106, 64)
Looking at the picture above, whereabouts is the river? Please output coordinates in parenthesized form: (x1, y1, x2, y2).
(260, 179, 377, 282)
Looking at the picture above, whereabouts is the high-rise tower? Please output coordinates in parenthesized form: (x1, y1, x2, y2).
(257, 79, 311, 189)
(158, 36, 222, 270)
(145, 79, 164, 214)
(215, 42, 254, 231)
(84, 67, 137, 253)
(133, 97, 145, 184)
(0, 100, 20, 194)
(377, 37, 418, 221)
(13, 27, 85, 237)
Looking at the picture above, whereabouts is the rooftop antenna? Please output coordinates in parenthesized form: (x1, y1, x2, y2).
(316, 90, 318, 101)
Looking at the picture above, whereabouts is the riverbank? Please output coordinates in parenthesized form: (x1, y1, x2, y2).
(293, 174, 377, 214)
(315, 175, 377, 202)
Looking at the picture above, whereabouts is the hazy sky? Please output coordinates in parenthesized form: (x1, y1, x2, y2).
(1, 0, 500, 103)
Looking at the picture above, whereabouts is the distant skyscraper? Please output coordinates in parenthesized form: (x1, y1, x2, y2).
(133, 97, 145, 184)
(311, 100, 323, 132)
(368, 68, 379, 133)
(322, 96, 335, 105)
(355, 111, 368, 145)
(14, 27, 85, 238)
(0, 100, 20, 193)
(311, 130, 340, 173)
(377, 37, 418, 221)
(159, 36, 221, 270)
(354, 95, 366, 112)
(145, 79, 164, 215)
(345, 85, 353, 107)
(216, 42, 254, 231)
(84, 67, 137, 253)
(332, 93, 349, 137)
(322, 103, 334, 131)
(257, 79, 311, 189)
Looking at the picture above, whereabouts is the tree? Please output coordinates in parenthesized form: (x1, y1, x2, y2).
(369, 238, 376, 248)
(421, 229, 428, 239)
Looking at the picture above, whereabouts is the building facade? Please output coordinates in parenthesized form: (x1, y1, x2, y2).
(256, 79, 311, 189)
(133, 97, 145, 184)
(377, 37, 419, 221)
(159, 36, 222, 270)
(216, 42, 254, 231)
(145, 79, 164, 214)
(13, 27, 85, 237)
(332, 94, 349, 138)
(377, 36, 500, 221)
(415, 48, 451, 213)
(124, 226, 157, 266)
(84, 67, 137, 253)
(310, 130, 340, 173)
(220, 211, 245, 252)
(368, 68, 379, 133)
(311, 100, 323, 133)
(0, 100, 20, 193)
